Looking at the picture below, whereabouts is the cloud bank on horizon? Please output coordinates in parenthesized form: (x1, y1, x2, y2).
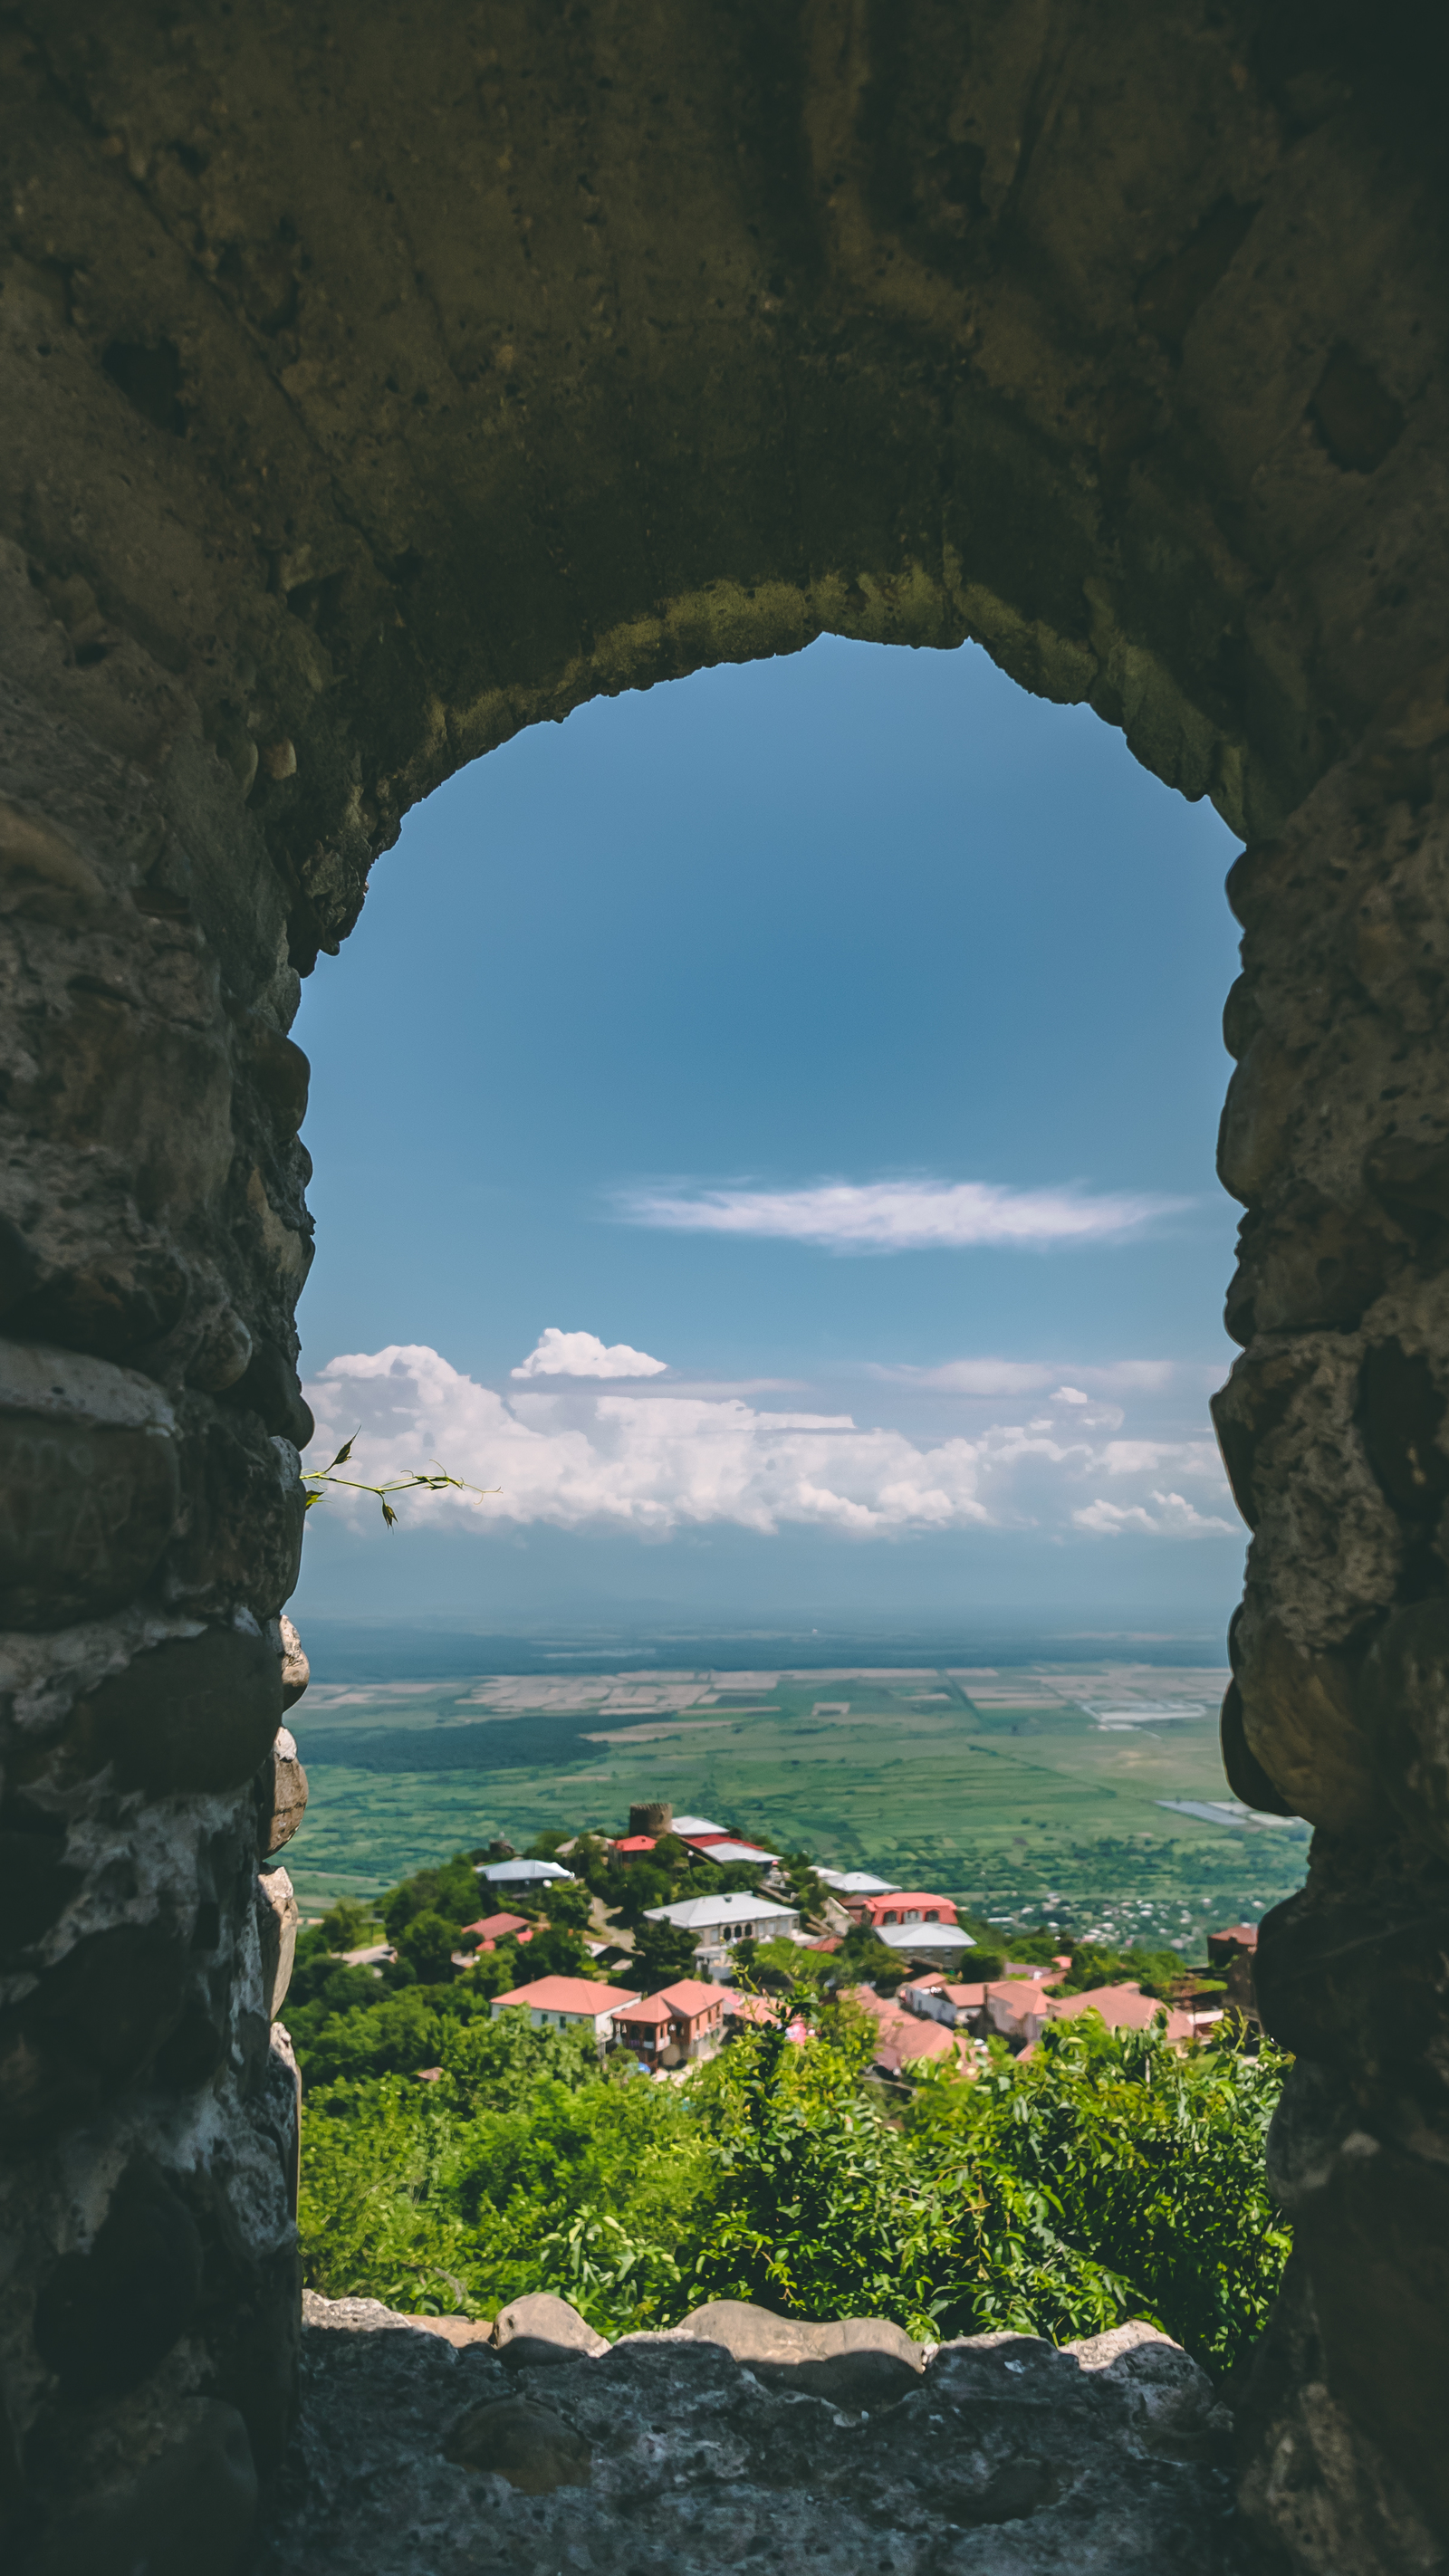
(305, 1339, 1239, 1545)
(619, 1176, 1192, 1252)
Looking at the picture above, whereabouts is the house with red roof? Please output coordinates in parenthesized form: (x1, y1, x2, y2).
(983, 1977, 1058, 2046)
(838, 1888, 959, 1932)
(1047, 1985, 1196, 2045)
(900, 1977, 988, 2030)
(847, 1983, 969, 2076)
(458, 1910, 533, 1955)
(490, 1976, 640, 2039)
(611, 1977, 727, 2068)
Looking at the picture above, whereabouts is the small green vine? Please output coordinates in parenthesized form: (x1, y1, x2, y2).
(303, 1434, 497, 1529)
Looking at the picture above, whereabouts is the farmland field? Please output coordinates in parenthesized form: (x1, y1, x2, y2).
(286, 1654, 1309, 1951)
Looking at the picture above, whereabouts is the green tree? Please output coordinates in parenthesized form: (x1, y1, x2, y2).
(381, 1854, 481, 1945)
(318, 1896, 378, 1952)
(515, 1922, 595, 1981)
(831, 1922, 907, 1990)
(615, 1863, 674, 1927)
(398, 1910, 460, 1985)
(632, 1918, 702, 1987)
(542, 1877, 595, 1931)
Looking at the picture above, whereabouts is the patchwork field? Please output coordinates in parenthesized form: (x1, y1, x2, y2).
(288, 1661, 1309, 1952)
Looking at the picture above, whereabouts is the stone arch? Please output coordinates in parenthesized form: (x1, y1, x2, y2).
(2, 6, 1447, 2566)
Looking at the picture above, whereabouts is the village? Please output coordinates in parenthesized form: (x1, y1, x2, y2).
(342, 1797, 1263, 2086)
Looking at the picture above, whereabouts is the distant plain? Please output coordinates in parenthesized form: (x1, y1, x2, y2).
(288, 1657, 1308, 1951)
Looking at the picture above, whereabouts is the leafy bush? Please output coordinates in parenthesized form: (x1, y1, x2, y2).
(295, 1960, 1289, 2372)
(300, 2014, 708, 2332)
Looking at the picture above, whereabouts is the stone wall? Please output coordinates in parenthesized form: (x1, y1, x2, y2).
(268, 2292, 1246, 2574)
(1, 5, 1446, 2566)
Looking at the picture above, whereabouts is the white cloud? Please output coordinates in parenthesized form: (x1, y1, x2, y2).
(304, 1344, 1243, 1546)
(1053, 1384, 1089, 1405)
(1073, 1490, 1238, 1538)
(512, 1326, 667, 1380)
(619, 1177, 1191, 1253)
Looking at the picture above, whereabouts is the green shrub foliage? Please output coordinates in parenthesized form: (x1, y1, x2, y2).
(295, 1950, 1289, 2372)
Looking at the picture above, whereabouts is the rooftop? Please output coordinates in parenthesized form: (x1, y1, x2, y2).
(643, 1892, 799, 1931)
(651, 1977, 724, 2016)
(682, 1837, 775, 1864)
(816, 1869, 900, 1894)
(493, 1976, 641, 2015)
(874, 1923, 974, 1951)
(854, 1889, 959, 1914)
(670, 1815, 725, 1836)
(460, 1911, 530, 1940)
(479, 1858, 576, 1884)
(613, 1994, 673, 2025)
(1047, 1986, 1195, 2041)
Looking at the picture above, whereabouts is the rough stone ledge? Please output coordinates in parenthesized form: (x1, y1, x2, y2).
(260, 2293, 1245, 2573)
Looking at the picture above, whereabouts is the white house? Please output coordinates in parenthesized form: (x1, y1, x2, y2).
(477, 1858, 576, 1889)
(815, 1869, 901, 1895)
(642, 1890, 798, 1975)
(490, 1975, 639, 2038)
(872, 1921, 977, 1959)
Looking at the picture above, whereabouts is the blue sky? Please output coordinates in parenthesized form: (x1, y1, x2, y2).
(290, 636, 1246, 1634)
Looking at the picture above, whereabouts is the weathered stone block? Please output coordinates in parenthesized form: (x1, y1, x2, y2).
(0, 1920, 188, 2145)
(1235, 2255, 1443, 2574)
(0, 1339, 178, 1626)
(222, 1338, 314, 1449)
(165, 1412, 306, 1620)
(1356, 1338, 1449, 1524)
(444, 2396, 592, 2493)
(0, 1415, 178, 1628)
(278, 1613, 309, 1709)
(7, 1239, 190, 1364)
(70, 1623, 283, 1797)
(36, 2400, 257, 2576)
(204, 2233, 302, 2478)
(33, 2159, 203, 2399)
(1216, 1033, 1300, 1205)
(1254, 1870, 1449, 2103)
(494, 2291, 609, 2366)
(1358, 1599, 1449, 1858)
(1295, 2140, 1449, 2537)
(1236, 1618, 1387, 1833)
(1219, 1681, 1297, 1817)
(255, 1726, 308, 1859)
(1212, 1345, 1318, 1530)
(665, 2298, 928, 2406)
(31, 988, 233, 1225)
(256, 1865, 299, 2019)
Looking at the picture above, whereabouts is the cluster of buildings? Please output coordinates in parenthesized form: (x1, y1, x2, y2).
(437, 1801, 1260, 2081)
(861, 1923, 1260, 2078)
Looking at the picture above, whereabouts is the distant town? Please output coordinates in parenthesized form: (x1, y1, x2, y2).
(330, 1794, 1262, 2089)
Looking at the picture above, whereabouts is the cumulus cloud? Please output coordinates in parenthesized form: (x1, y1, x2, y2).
(1072, 1490, 1238, 1538)
(619, 1177, 1191, 1253)
(304, 1343, 1243, 1546)
(512, 1326, 667, 1381)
